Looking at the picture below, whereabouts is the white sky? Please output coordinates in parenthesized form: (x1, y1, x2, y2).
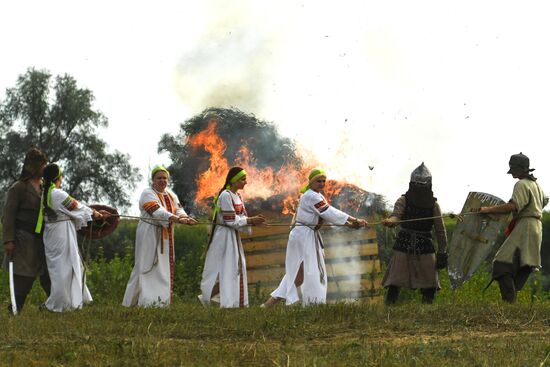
(1, 0, 549, 215)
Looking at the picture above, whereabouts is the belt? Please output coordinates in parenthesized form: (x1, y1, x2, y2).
(294, 221, 318, 230)
(517, 215, 542, 220)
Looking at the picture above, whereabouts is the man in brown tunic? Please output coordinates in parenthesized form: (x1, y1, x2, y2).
(2, 147, 51, 312)
(479, 153, 548, 303)
(382, 163, 448, 305)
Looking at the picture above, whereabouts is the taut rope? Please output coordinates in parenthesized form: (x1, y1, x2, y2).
(107, 212, 477, 228)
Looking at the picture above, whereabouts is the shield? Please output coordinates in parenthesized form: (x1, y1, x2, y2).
(448, 192, 511, 288)
(78, 204, 120, 240)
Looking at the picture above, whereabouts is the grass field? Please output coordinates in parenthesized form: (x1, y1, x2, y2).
(1, 300, 549, 367)
(1, 220, 549, 366)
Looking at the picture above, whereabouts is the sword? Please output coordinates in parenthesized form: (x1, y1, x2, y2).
(9, 260, 18, 315)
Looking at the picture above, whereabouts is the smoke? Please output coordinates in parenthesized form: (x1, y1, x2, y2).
(174, 1, 285, 115)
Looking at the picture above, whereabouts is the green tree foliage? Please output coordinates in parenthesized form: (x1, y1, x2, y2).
(0, 68, 141, 211)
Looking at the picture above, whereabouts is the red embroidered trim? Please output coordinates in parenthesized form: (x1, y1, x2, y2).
(233, 203, 244, 215)
(314, 200, 328, 209)
(239, 272, 244, 308)
(161, 192, 175, 303)
(62, 196, 78, 211)
(143, 201, 160, 215)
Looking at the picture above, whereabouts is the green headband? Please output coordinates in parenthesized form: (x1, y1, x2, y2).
(35, 166, 62, 234)
(213, 169, 247, 221)
(151, 165, 169, 179)
(226, 169, 247, 189)
(300, 168, 326, 193)
(53, 166, 62, 181)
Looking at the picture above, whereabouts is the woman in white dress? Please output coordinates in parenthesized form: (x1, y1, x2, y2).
(123, 166, 197, 307)
(263, 168, 367, 307)
(199, 167, 266, 308)
(40, 163, 104, 312)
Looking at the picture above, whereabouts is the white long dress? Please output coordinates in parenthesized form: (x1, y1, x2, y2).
(122, 187, 186, 307)
(43, 189, 93, 312)
(200, 190, 251, 308)
(271, 189, 349, 306)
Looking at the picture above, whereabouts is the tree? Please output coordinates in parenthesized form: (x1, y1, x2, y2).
(0, 68, 141, 212)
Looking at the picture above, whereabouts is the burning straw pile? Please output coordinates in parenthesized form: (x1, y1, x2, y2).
(159, 107, 386, 219)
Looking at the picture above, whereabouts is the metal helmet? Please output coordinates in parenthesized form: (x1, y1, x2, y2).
(507, 152, 534, 174)
(410, 162, 432, 185)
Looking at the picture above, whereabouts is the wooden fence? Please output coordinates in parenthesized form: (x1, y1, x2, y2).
(241, 223, 383, 303)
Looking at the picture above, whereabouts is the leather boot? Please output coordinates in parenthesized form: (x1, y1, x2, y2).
(385, 286, 400, 305)
(497, 275, 516, 303)
(514, 266, 533, 291)
(421, 288, 436, 304)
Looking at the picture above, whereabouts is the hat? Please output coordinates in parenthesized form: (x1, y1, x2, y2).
(19, 147, 48, 181)
(507, 152, 534, 174)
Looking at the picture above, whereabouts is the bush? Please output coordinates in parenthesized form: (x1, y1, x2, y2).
(86, 247, 134, 304)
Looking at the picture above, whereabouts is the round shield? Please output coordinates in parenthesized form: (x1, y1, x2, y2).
(78, 204, 120, 240)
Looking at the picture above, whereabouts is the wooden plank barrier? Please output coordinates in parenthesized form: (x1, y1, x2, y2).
(242, 223, 383, 303)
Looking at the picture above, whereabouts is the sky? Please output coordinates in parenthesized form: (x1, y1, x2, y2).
(1, 0, 549, 215)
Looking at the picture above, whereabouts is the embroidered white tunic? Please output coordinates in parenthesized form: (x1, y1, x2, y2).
(43, 189, 93, 312)
(271, 189, 349, 306)
(200, 190, 251, 308)
(122, 187, 186, 307)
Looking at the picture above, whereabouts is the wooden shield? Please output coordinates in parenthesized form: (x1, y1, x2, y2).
(448, 192, 511, 288)
(78, 204, 120, 240)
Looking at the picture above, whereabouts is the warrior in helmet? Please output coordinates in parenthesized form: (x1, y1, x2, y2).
(381, 163, 448, 305)
(479, 153, 548, 303)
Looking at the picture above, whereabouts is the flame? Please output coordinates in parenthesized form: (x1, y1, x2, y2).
(188, 121, 309, 214)
(234, 146, 276, 199)
(190, 120, 230, 204)
(188, 120, 368, 216)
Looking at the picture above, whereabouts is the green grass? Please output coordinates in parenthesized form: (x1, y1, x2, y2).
(1, 300, 549, 366)
(1, 256, 549, 366)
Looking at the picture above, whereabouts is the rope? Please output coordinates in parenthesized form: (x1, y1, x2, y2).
(107, 212, 478, 228)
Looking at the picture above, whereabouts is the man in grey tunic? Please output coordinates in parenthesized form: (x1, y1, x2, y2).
(382, 163, 448, 304)
(2, 147, 51, 312)
(479, 153, 548, 303)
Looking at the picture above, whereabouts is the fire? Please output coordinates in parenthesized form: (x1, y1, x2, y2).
(190, 120, 229, 204)
(188, 120, 368, 216)
(188, 121, 309, 214)
(234, 146, 276, 199)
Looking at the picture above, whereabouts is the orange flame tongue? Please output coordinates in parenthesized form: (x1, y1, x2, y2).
(190, 120, 229, 204)
(234, 146, 275, 199)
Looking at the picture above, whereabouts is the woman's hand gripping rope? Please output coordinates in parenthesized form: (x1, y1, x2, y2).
(347, 217, 368, 229)
(177, 215, 198, 225)
(247, 214, 267, 226)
